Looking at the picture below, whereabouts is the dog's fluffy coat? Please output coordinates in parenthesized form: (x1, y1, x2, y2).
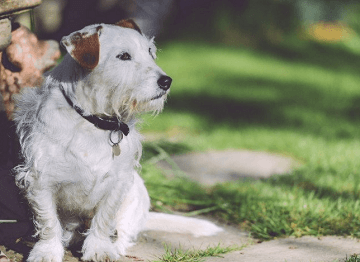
(14, 20, 222, 262)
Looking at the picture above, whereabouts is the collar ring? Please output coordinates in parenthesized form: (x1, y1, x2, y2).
(109, 130, 123, 146)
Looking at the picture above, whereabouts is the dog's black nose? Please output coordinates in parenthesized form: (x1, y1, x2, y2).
(157, 75, 172, 91)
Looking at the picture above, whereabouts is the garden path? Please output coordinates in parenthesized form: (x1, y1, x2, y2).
(2, 150, 360, 261)
(127, 150, 360, 262)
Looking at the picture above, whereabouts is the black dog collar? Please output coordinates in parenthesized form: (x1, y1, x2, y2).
(60, 87, 129, 135)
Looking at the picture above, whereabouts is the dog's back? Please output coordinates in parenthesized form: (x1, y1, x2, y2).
(14, 86, 46, 187)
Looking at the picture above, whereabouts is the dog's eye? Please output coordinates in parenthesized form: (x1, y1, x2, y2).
(117, 52, 131, 61)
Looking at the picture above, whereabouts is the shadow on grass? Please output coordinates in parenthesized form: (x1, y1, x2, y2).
(259, 40, 360, 75)
(169, 93, 272, 124)
(167, 74, 360, 139)
(347, 96, 360, 122)
(267, 169, 360, 201)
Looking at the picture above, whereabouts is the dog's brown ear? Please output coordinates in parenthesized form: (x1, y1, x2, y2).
(61, 25, 103, 70)
(115, 19, 142, 35)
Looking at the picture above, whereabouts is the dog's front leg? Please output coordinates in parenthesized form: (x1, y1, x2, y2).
(81, 176, 132, 262)
(27, 188, 64, 262)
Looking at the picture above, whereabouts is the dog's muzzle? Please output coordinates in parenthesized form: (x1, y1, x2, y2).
(157, 75, 172, 91)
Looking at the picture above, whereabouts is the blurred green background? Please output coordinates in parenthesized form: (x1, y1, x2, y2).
(17, 0, 360, 240)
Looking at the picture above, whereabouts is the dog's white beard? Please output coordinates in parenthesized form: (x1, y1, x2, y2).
(73, 65, 167, 121)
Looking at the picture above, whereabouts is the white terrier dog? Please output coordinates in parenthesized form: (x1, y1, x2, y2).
(14, 19, 222, 262)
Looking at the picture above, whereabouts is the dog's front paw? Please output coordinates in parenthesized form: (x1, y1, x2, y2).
(114, 241, 134, 256)
(113, 235, 134, 256)
(82, 234, 120, 262)
(27, 239, 64, 262)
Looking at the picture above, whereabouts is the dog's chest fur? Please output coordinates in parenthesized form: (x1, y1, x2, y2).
(17, 86, 139, 212)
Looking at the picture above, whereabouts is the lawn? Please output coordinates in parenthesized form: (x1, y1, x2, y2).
(139, 36, 360, 241)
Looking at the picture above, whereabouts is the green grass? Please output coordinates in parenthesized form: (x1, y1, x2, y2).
(139, 38, 360, 243)
(346, 254, 360, 262)
(153, 244, 245, 262)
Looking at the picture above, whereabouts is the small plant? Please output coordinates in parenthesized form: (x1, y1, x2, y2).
(154, 244, 245, 262)
(346, 254, 360, 262)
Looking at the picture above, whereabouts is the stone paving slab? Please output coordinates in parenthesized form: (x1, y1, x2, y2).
(124, 223, 251, 261)
(157, 150, 301, 185)
(2, 231, 360, 262)
(0, 218, 252, 262)
(206, 236, 360, 262)
(124, 230, 360, 262)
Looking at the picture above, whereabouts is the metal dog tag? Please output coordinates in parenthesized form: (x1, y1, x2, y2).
(109, 130, 123, 158)
(112, 144, 121, 157)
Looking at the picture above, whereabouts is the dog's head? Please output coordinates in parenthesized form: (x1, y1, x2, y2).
(60, 19, 172, 119)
